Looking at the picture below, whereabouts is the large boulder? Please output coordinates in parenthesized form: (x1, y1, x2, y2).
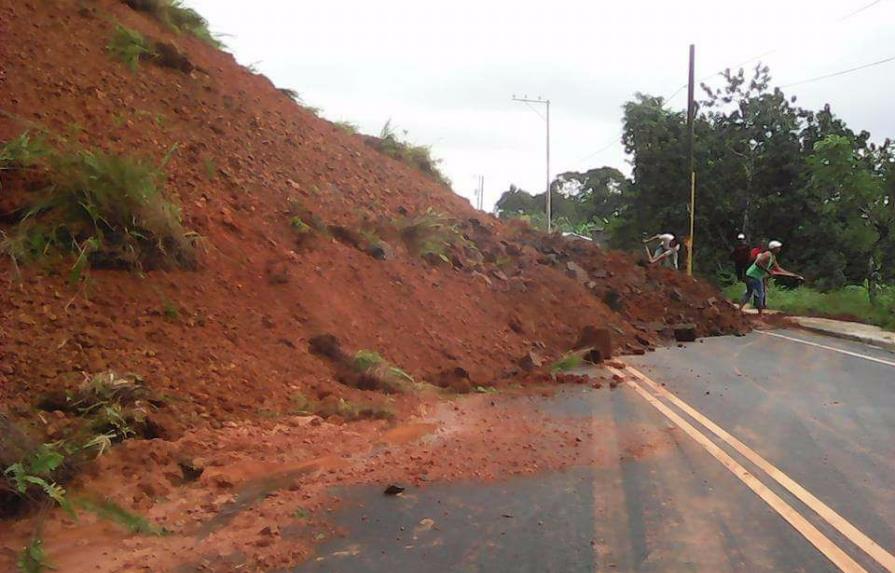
(518, 350, 544, 372)
(574, 326, 613, 363)
(565, 261, 589, 283)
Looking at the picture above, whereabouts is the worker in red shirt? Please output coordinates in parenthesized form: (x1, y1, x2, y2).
(730, 233, 751, 282)
(749, 239, 767, 264)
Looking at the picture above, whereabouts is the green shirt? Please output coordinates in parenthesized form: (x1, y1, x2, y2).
(746, 252, 776, 280)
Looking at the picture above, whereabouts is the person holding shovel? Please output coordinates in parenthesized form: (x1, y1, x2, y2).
(738, 240, 803, 314)
(643, 233, 680, 269)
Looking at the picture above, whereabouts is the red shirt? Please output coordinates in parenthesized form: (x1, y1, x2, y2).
(749, 247, 763, 262)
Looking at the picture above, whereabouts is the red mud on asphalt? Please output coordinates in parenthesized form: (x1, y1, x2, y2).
(0, 385, 684, 572)
(1, 1, 749, 570)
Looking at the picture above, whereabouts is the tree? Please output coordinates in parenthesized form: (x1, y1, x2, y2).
(552, 166, 628, 224)
(494, 168, 630, 234)
(613, 63, 893, 289)
(494, 184, 540, 219)
(802, 134, 891, 293)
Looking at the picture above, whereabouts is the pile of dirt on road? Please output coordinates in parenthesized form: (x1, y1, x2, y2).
(0, 0, 747, 432)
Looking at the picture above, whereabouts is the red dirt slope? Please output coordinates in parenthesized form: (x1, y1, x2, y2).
(0, 0, 746, 434)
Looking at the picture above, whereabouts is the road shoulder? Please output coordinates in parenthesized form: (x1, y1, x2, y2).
(786, 316, 895, 352)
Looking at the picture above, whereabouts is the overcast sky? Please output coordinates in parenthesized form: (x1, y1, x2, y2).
(186, 0, 895, 210)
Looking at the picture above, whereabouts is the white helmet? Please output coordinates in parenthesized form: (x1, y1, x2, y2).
(737, 233, 745, 240)
(768, 240, 783, 249)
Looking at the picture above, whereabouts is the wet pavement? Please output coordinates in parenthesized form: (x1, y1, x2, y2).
(286, 329, 895, 573)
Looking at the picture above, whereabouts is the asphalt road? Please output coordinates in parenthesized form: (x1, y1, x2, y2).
(289, 328, 895, 573)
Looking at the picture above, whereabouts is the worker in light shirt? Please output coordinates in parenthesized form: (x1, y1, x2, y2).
(643, 233, 680, 269)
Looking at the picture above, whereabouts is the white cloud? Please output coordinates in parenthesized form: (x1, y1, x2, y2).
(187, 0, 895, 210)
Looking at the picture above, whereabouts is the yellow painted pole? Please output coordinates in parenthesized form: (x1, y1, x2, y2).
(687, 171, 696, 276)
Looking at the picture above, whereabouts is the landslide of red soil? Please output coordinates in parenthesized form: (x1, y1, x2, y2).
(0, 0, 747, 431)
(0, 1, 749, 570)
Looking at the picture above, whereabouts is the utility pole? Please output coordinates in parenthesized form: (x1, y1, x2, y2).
(512, 95, 552, 232)
(686, 44, 696, 276)
(473, 175, 484, 210)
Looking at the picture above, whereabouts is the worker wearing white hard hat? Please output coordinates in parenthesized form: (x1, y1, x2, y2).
(738, 240, 803, 315)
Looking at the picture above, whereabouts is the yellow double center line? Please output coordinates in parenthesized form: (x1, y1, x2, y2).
(606, 364, 895, 573)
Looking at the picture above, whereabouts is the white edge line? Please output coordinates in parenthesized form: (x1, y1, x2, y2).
(759, 331, 895, 368)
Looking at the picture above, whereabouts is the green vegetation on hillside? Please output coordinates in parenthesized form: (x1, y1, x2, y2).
(0, 132, 196, 276)
(367, 120, 449, 186)
(124, 0, 223, 48)
(107, 24, 155, 70)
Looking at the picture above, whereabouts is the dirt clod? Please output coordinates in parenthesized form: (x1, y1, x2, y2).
(383, 484, 406, 496)
(308, 334, 346, 362)
(673, 324, 698, 342)
(152, 41, 194, 73)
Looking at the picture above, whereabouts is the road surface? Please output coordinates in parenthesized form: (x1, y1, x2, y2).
(287, 328, 895, 573)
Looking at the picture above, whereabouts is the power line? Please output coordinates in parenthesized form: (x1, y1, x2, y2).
(780, 54, 895, 88)
(665, 83, 688, 104)
(554, 0, 889, 173)
(568, 136, 620, 168)
(566, 78, 689, 170)
(523, 100, 546, 121)
(838, 0, 885, 21)
(698, 0, 887, 86)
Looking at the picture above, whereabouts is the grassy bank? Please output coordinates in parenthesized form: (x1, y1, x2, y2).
(722, 282, 895, 331)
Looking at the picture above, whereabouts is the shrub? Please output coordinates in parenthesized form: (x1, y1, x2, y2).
(550, 352, 584, 373)
(290, 216, 311, 234)
(124, 0, 223, 48)
(352, 350, 415, 393)
(73, 372, 156, 443)
(107, 25, 155, 71)
(4, 443, 71, 514)
(365, 120, 449, 186)
(76, 497, 166, 535)
(1, 134, 197, 273)
(162, 300, 179, 321)
(17, 536, 52, 573)
(202, 158, 217, 179)
(353, 349, 385, 372)
(2, 373, 159, 517)
(335, 121, 358, 135)
(290, 392, 394, 422)
(398, 208, 474, 263)
(0, 132, 49, 172)
(278, 88, 301, 102)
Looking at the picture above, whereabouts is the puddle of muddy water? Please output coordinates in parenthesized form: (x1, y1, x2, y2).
(281, 467, 600, 573)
